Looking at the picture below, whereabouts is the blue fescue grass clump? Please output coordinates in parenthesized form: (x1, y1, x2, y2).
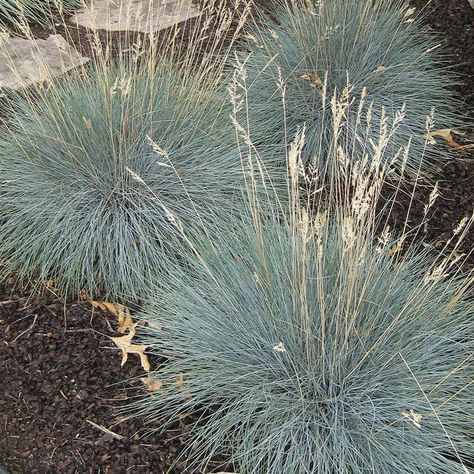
(0, 32, 258, 298)
(239, 0, 461, 176)
(0, 0, 82, 29)
(131, 198, 473, 472)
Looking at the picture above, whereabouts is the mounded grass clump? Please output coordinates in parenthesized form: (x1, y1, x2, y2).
(240, 0, 460, 176)
(0, 0, 82, 29)
(132, 184, 473, 472)
(0, 9, 260, 298)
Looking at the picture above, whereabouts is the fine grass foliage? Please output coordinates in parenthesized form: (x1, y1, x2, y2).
(0, 0, 82, 30)
(239, 0, 461, 176)
(132, 204, 474, 473)
(129, 109, 473, 472)
(0, 2, 257, 299)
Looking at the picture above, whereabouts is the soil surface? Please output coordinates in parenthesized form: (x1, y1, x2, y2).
(0, 279, 202, 474)
(385, 0, 474, 272)
(0, 0, 473, 473)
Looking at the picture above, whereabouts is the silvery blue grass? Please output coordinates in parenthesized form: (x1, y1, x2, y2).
(132, 205, 473, 473)
(0, 0, 82, 29)
(130, 114, 473, 471)
(239, 0, 461, 176)
(0, 20, 267, 299)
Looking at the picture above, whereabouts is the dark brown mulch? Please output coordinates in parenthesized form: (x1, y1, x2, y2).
(381, 157, 474, 274)
(0, 278, 204, 474)
(411, 0, 474, 108)
(0, 0, 473, 473)
(383, 0, 474, 272)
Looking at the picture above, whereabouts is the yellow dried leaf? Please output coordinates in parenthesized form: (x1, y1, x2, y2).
(176, 373, 185, 386)
(91, 300, 133, 334)
(117, 310, 134, 334)
(137, 320, 163, 331)
(373, 65, 386, 74)
(426, 129, 464, 148)
(141, 377, 163, 391)
(110, 324, 151, 372)
(301, 73, 323, 89)
(91, 300, 109, 311)
(388, 244, 402, 256)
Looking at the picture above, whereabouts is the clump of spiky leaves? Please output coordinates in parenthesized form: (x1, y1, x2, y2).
(0, 0, 82, 30)
(130, 126, 473, 472)
(238, 0, 461, 176)
(0, 2, 259, 299)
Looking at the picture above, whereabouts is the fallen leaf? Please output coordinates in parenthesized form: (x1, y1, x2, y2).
(91, 300, 133, 334)
(425, 129, 464, 148)
(388, 244, 402, 256)
(373, 65, 386, 74)
(137, 319, 163, 331)
(110, 324, 150, 372)
(176, 373, 185, 386)
(141, 377, 163, 391)
(46, 279, 55, 288)
(301, 73, 323, 89)
(117, 310, 134, 334)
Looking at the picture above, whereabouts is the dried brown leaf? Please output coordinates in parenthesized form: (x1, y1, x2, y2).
(426, 129, 464, 148)
(141, 377, 163, 391)
(301, 73, 323, 89)
(91, 300, 133, 334)
(110, 324, 150, 372)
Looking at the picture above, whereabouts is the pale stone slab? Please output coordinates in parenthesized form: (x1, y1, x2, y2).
(72, 0, 201, 33)
(0, 35, 89, 90)
(469, 0, 474, 9)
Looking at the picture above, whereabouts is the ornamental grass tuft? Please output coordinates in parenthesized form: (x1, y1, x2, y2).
(132, 211, 473, 473)
(130, 128, 473, 472)
(0, 4, 259, 298)
(0, 0, 82, 29)
(239, 0, 461, 176)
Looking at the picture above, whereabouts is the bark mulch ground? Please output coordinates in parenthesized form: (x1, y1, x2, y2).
(0, 279, 201, 474)
(0, 0, 473, 473)
(396, 0, 474, 272)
